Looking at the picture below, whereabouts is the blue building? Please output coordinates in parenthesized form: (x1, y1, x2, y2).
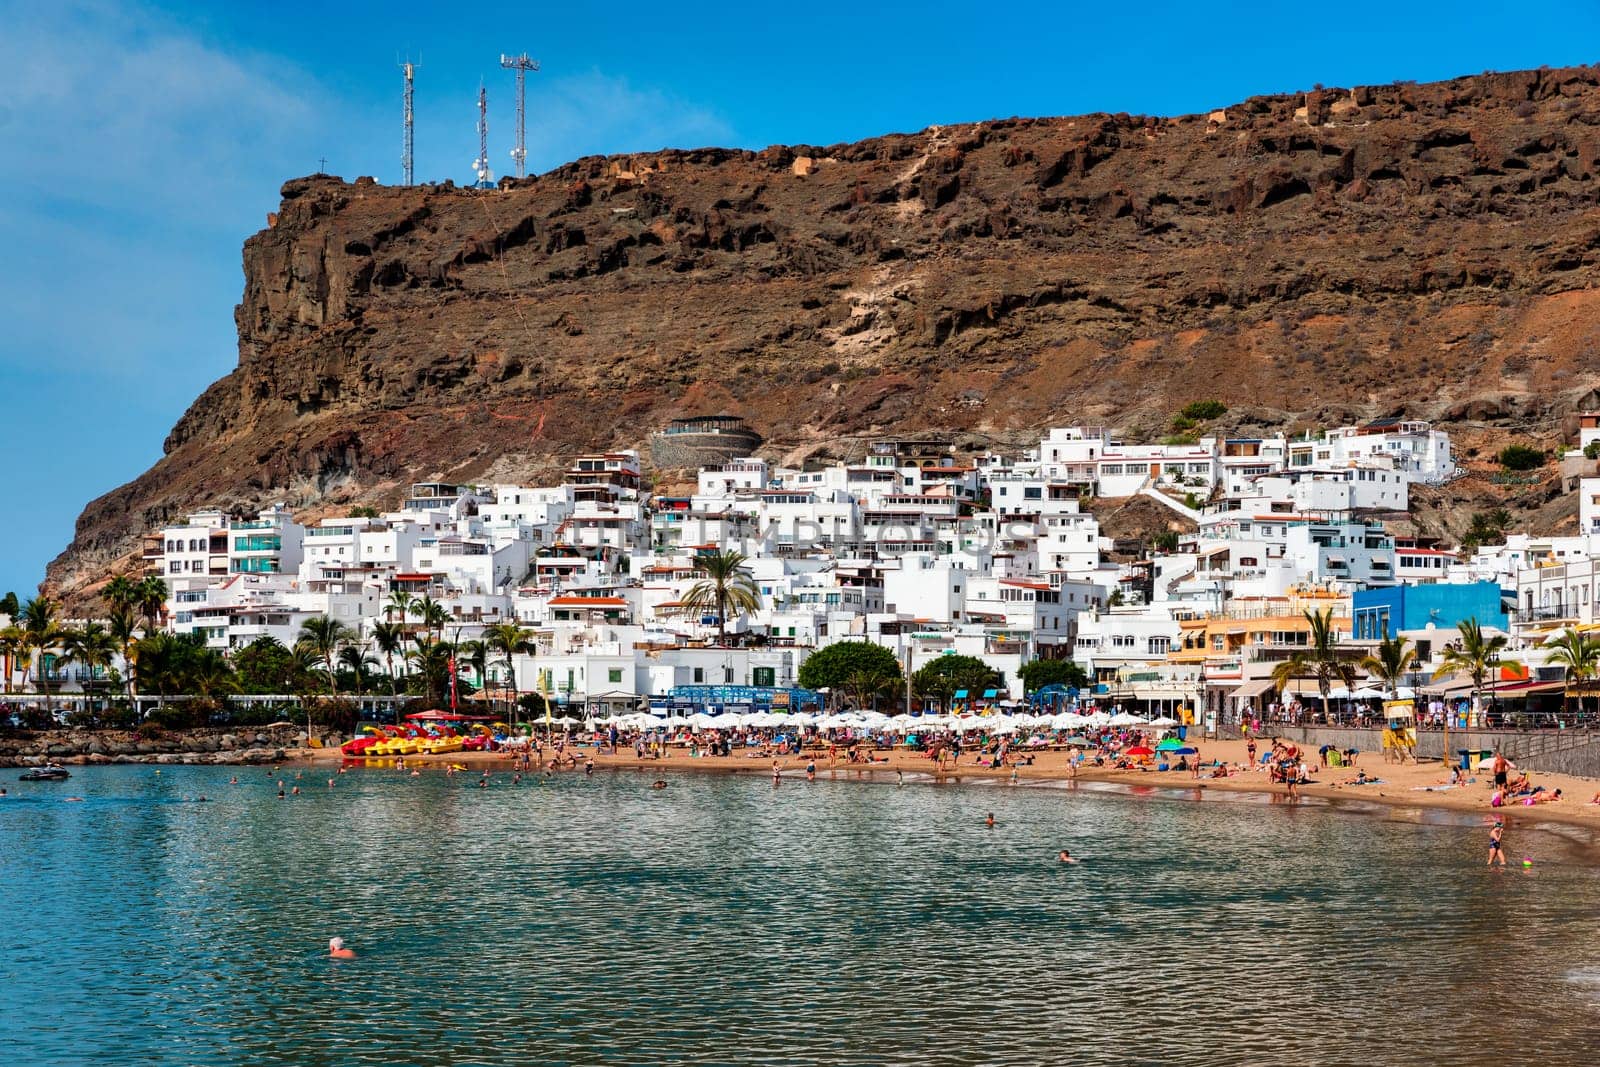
(1351, 582, 1508, 640)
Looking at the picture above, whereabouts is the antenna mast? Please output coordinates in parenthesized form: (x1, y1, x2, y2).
(400, 58, 418, 186)
(473, 81, 493, 188)
(499, 52, 540, 179)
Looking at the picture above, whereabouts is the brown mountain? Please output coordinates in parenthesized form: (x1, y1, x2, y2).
(47, 64, 1600, 600)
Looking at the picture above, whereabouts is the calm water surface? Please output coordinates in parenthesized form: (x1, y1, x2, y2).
(4, 764, 1600, 1065)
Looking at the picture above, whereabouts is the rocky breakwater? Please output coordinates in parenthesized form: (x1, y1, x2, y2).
(0, 727, 313, 768)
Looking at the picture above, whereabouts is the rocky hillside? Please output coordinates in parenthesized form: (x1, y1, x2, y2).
(48, 65, 1600, 598)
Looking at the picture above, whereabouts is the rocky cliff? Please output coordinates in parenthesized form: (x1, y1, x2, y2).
(48, 65, 1600, 598)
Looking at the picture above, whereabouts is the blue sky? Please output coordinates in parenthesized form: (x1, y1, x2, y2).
(3, 0, 1599, 601)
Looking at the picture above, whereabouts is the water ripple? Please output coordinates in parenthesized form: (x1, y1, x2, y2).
(3, 766, 1600, 1065)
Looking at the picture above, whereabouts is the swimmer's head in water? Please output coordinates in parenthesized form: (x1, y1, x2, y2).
(329, 937, 344, 951)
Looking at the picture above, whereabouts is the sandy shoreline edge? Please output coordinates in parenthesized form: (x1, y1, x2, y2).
(303, 740, 1600, 838)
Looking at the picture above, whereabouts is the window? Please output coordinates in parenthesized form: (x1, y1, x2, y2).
(693, 667, 704, 683)
(1023, 487, 1042, 500)
(753, 667, 776, 687)
(608, 668, 622, 684)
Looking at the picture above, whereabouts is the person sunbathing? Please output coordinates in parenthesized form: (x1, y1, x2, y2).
(1523, 787, 1563, 805)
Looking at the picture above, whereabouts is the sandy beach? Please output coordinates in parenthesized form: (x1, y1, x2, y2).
(307, 735, 1600, 835)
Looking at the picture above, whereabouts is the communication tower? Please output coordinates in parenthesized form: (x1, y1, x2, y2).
(400, 59, 417, 186)
(473, 82, 494, 188)
(499, 52, 540, 179)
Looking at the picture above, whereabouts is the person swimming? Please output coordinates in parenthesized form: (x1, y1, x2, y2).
(985, 813, 996, 828)
(329, 937, 356, 960)
(1058, 849, 1078, 864)
(1488, 820, 1506, 868)
(651, 779, 667, 789)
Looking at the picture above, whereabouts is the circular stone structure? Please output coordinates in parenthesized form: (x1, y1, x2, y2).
(649, 415, 764, 468)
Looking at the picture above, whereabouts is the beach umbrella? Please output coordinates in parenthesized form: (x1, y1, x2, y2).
(1147, 715, 1179, 727)
(1125, 745, 1155, 757)
(1108, 712, 1143, 727)
(1170, 746, 1198, 755)
(1059, 736, 1092, 746)
(1155, 738, 1184, 751)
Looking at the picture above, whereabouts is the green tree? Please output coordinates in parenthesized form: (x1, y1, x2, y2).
(136, 576, 169, 630)
(385, 590, 416, 624)
(233, 637, 300, 694)
(61, 621, 119, 696)
(680, 550, 762, 646)
(337, 645, 380, 694)
(1268, 608, 1356, 722)
(913, 654, 1002, 707)
(842, 668, 898, 711)
(406, 634, 455, 706)
(1, 590, 21, 619)
(484, 621, 535, 720)
(371, 621, 405, 695)
(1151, 530, 1180, 553)
(131, 631, 204, 708)
(0, 624, 24, 694)
(20, 596, 65, 713)
(1433, 617, 1517, 760)
(1543, 627, 1600, 720)
(297, 616, 355, 696)
(798, 641, 903, 693)
(1359, 634, 1419, 699)
(456, 639, 489, 691)
(1018, 658, 1090, 693)
(107, 605, 142, 706)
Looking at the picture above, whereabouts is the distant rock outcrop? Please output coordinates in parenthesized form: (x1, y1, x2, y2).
(48, 65, 1600, 597)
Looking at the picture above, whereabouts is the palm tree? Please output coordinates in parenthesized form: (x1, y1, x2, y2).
(20, 597, 65, 714)
(1543, 627, 1600, 722)
(337, 645, 380, 694)
(131, 632, 189, 709)
(188, 648, 238, 702)
(1433, 617, 1517, 765)
(103, 574, 140, 616)
(419, 597, 449, 638)
(386, 590, 416, 625)
(61, 622, 119, 706)
(406, 634, 454, 706)
(484, 621, 535, 723)
(1267, 607, 1355, 723)
(844, 668, 896, 711)
(457, 639, 489, 692)
(108, 606, 142, 706)
(680, 550, 762, 646)
(0, 624, 23, 695)
(297, 616, 355, 696)
(1359, 634, 1419, 699)
(372, 621, 404, 695)
(135, 576, 169, 631)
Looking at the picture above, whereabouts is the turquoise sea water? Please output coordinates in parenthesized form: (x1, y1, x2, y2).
(4, 764, 1600, 1065)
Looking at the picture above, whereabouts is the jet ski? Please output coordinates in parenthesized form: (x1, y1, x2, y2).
(19, 765, 71, 781)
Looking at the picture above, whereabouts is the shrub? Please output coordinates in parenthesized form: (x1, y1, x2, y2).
(1498, 444, 1545, 471)
(1179, 400, 1227, 421)
(1152, 530, 1180, 552)
(1584, 441, 1600, 460)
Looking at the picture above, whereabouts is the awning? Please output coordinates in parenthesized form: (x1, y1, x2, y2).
(982, 688, 999, 699)
(1230, 678, 1277, 701)
(953, 689, 969, 699)
(1421, 676, 1475, 696)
